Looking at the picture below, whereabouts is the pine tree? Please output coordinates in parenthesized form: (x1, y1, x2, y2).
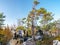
(0, 13, 5, 29)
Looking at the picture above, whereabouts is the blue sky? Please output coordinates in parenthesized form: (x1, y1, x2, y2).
(0, 0, 60, 26)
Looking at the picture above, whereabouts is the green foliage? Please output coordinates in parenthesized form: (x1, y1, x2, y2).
(36, 8, 54, 29)
(49, 26, 57, 33)
(43, 12, 53, 21)
(54, 35, 60, 41)
(36, 9, 53, 32)
(0, 29, 13, 44)
(0, 34, 4, 42)
(22, 18, 26, 20)
(42, 25, 50, 31)
(36, 8, 47, 15)
(41, 22, 57, 31)
(40, 12, 53, 25)
(34, 0, 40, 5)
(27, 30, 32, 36)
(26, 15, 32, 27)
(16, 26, 25, 30)
(36, 26, 40, 30)
(0, 13, 5, 28)
(36, 35, 53, 45)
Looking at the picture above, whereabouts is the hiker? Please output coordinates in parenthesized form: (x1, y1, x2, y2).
(38, 29, 43, 35)
(13, 32, 17, 39)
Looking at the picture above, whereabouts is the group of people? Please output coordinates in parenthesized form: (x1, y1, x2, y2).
(12, 29, 44, 45)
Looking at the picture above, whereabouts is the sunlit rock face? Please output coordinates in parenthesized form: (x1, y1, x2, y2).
(53, 40, 60, 45)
